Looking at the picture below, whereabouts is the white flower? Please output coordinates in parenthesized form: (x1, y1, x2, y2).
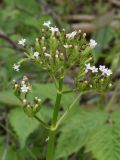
(85, 63, 92, 72)
(34, 52, 39, 58)
(89, 39, 97, 48)
(91, 66, 98, 73)
(99, 65, 112, 77)
(85, 63, 98, 73)
(99, 65, 106, 72)
(63, 44, 69, 48)
(18, 38, 26, 46)
(43, 21, 51, 27)
(66, 31, 77, 39)
(102, 68, 112, 77)
(13, 64, 20, 72)
(21, 84, 29, 93)
(50, 26, 59, 35)
(44, 53, 51, 57)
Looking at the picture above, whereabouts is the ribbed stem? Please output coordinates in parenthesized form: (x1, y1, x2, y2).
(46, 77, 63, 160)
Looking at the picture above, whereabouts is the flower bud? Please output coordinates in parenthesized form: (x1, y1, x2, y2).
(56, 50, 59, 54)
(78, 29, 81, 33)
(43, 47, 46, 51)
(13, 79, 16, 84)
(41, 36, 45, 41)
(23, 76, 28, 81)
(109, 83, 112, 87)
(21, 80, 25, 85)
(15, 84, 19, 89)
(83, 33, 86, 38)
(23, 99, 27, 105)
(24, 104, 33, 117)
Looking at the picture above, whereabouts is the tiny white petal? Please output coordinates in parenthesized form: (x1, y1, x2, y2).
(85, 63, 92, 72)
(34, 52, 39, 58)
(13, 64, 20, 72)
(99, 65, 112, 77)
(50, 26, 59, 35)
(21, 84, 29, 93)
(91, 66, 98, 73)
(66, 31, 77, 39)
(44, 53, 51, 57)
(63, 44, 69, 48)
(43, 21, 51, 27)
(89, 39, 97, 48)
(103, 69, 112, 77)
(18, 38, 26, 46)
(99, 65, 106, 72)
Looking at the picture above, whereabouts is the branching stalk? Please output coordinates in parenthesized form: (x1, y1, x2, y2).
(34, 115, 51, 130)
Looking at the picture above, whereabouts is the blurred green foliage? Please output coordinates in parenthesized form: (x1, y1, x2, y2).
(0, 0, 120, 160)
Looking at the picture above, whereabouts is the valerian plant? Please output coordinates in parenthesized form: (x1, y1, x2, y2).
(12, 21, 113, 160)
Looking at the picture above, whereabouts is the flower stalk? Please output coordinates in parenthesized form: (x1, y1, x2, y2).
(46, 76, 63, 160)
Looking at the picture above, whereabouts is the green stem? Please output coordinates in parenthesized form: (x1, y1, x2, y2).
(46, 77, 63, 160)
(34, 115, 51, 130)
(56, 94, 81, 128)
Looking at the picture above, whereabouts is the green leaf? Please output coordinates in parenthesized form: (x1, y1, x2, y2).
(0, 90, 21, 106)
(85, 123, 120, 160)
(32, 83, 77, 108)
(93, 27, 113, 60)
(111, 109, 120, 124)
(55, 108, 107, 159)
(9, 108, 39, 148)
(4, 0, 39, 14)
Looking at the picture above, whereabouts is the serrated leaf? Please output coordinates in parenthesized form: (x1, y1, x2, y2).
(85, 123, 120, 160)
(9, 108, 39, 148)
(55, 108, 107, 159)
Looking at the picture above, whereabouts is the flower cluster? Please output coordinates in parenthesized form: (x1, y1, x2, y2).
(89, 39, 97, 48)
(14, 20, 98, 77)
(13, 76, 31, 95)
(76, 62, 112, 92)
(85, 63, 112, 77)
(22, 97, 41, 117)
(13, 64, 20, 72)
(13, 20, 113, 95)
(13, 76, 41, 117)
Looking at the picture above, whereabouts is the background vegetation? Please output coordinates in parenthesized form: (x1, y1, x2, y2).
(0, 0, 120, 160)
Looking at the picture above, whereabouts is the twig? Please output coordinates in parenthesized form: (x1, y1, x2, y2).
(65, 14, 95, 21)
(71, 20, 120, 33)
(39, 0, 62, 29)
(0, 30, 23, 51)
(65, 14, 120, 22)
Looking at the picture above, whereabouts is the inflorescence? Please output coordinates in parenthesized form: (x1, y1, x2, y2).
(13, 20, 113, 114)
